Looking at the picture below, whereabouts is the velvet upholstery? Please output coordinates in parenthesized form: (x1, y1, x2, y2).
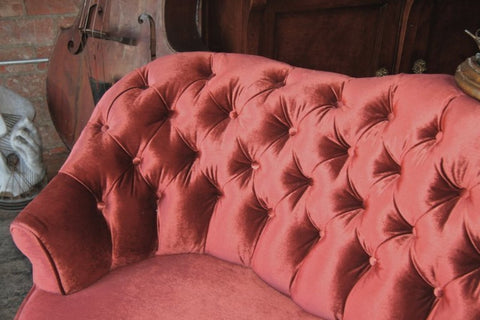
(11, 52, 480, 319)
(16, 254, 320, 320)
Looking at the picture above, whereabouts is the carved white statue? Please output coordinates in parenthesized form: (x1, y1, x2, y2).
(0, 86, 45, 197)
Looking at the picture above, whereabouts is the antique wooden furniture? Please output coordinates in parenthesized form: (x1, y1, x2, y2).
(204, 0, 480, 77)
(11, 52, 480, 319)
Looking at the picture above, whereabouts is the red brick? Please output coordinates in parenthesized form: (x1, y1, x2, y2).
(0, 46, 37, 74)
(5, 72, 47, 100)
(36, 45, 54, 58)
(0, 0, 24, 18)
(31, 98, 51, 126)
(0, 19, 33, 46)
(31, 99, 69, 153)
(43, 149, 69, 180)
(45, 146, 69, 156)
(73, 0, 84, 7)
(38, 123, 66, 151)
(0, 63, 37, 74)
(35, 45, 53, 72)
(58, 15, 77, 29)
(36, 61, 49, 71)
(33, 17, 57, 46)
(0, 46, 35, 60)
(25, 0, 79, 16)
(0, 17, 56, 47)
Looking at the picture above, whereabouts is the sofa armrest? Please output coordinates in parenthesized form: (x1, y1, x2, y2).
(10, 173, 112, 294)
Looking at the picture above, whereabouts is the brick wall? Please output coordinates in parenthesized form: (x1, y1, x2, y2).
(0, 0, 83, 178)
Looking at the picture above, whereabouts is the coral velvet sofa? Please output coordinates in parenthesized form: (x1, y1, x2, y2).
(11, 52, 480, 319)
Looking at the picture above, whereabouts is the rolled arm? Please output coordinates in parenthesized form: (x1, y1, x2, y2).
(10, 173, 112, 294)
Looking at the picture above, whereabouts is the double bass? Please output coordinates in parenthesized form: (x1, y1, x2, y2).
(47, 0, 206, 149)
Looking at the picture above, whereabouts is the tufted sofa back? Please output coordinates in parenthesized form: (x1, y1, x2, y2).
(61, 52, 480, 319)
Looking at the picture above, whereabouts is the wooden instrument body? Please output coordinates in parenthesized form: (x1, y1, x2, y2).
(47, 0, 204, 149)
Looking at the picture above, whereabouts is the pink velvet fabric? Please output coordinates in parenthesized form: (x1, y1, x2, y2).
(16, 254, 320, 319)
(11, 52, 480, 319)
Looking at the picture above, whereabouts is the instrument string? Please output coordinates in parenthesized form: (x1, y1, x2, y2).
(91, 0, 97, 38)
(100, 0, 108, 91)
(82, 0, 90, 35)
(83, 0, 94, 105)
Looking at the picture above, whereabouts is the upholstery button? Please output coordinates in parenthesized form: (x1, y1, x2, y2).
(434, 287, 444, 298)
(166, 109, 175, 118)
(435, 131, 443, 141)
(412, 226, 417, 237)
(318, 229, 324, 238)
(288, 127, 297, 136)
(267, 209, 275, 218)
(348, 147, 355, 157)
(251, 161, 260, 170)
(387, 113, 395, 121)
(101, 124, 109, 133)
(229, 111, 238, 119)
(132, 157, 142, 165)
(97, 201, 105, 211)
(369, 256, 377, 266)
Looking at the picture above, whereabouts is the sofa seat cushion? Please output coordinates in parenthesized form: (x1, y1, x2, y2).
(16, 254, 321, 320)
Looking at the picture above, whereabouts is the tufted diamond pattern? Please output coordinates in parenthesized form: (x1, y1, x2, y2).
(45, 53, 480, 319)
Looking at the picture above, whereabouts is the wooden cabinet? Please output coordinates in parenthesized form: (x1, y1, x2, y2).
(399, 0, 479, 74)
(203, 0, 480, 76)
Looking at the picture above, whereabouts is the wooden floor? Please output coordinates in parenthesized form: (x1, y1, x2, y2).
(0, 209, 31, 320)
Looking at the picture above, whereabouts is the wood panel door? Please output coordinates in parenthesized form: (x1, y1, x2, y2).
(203, 0, 480, 76)
(257, 0, 405, 76)
(399, 0, 480, 74)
